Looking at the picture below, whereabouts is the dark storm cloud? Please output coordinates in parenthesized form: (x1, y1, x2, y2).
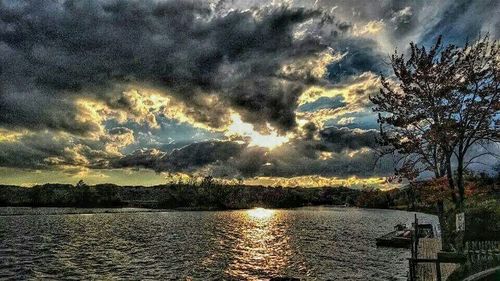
(0, 0, 336, 133)
(0, 132, 69, 169)
(0, 90, 100, 135)
(247, 126, 385, 178)
(318, 127, 379, 153)
(158, 140, 245, 171)
(303, 0, 419, 37)
(254, 148, 381, 178)
(214, 127, 385, 178)
(235, 126, 383, 178)
(301, 122, 318, 140)
(389, 6, 415, 35)
(112, 148, 162, 171)
(113, 126, 387, 178)
(230, 79, 306, 132)
(327, 37, 387, 82)
(289, 0, 499, 52)
(1, 0, 497, 179)
(0, 129, 131, 169)
(419, 0, 500, 45)
(113, 140, 246, 172)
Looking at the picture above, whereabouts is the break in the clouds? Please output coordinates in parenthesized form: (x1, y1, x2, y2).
(0, 0, 498, 186)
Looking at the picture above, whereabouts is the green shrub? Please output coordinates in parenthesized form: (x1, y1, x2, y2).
(465, 199, 500, 241)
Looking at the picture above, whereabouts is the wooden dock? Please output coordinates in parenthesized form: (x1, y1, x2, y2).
(415, 238, 458, 281)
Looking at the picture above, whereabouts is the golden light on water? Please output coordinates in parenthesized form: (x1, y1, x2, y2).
(225, 208, 296, 280)
(246, 207, 275, 220)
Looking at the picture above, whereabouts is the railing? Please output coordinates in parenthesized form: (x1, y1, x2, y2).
(465, 241, 500, 262)
(409, 238, 500, 280)
(463, 241, 500, 273)
(443, 241, 500, 280)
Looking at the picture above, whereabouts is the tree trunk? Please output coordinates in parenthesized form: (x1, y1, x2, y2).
(456, 153, 465, 209)
(445, 156, 458, 205)
(436, 200, 451, 251)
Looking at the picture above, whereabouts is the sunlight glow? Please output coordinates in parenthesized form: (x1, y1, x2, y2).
(246, 207, 275, 220)
(0, 129, 26, 142)
(242, 175, 401, 189)
(226, 113, 289, 149)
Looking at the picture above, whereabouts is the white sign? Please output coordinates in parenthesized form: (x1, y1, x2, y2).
(456, 212, 465, 232)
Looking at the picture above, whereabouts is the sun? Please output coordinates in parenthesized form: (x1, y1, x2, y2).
(246, 207, 275, 220)
(226, 113, 289, 149)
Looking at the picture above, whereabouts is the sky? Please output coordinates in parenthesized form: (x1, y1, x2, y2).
(0, 0, 499, 187)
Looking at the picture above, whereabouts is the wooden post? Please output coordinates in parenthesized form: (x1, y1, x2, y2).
(436, 260, 442, 281)
(408, 259, 414, 281)
(414, 214, 419, 259)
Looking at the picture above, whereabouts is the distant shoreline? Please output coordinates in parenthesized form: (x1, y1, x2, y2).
(0, 183, 436, 214)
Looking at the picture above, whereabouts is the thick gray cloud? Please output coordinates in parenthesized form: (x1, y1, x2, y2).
(327, 37, 387, 82)
(113, 140, 246, 172)
(318, 127, 379, 153)
(111, 148, 163, 171)
(158, 140, 245, 172)
(211, 126, 386, 178)
(0, 132, 69, 169)
(113, 126, 387, 178)
(0, 0, 336, 133)
(2, 0, 496, 134)
(419, 0, 500, 44)
(0, 90, 99, 135)
(0, 128, 133, 169)
(0, 0, 498, 180)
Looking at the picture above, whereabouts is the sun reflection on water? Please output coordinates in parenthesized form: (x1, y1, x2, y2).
(224, 208, 297, 280)
(246, 207, 275, 220)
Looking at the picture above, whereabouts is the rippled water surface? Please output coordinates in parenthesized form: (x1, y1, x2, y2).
(0, 207, 437, 280)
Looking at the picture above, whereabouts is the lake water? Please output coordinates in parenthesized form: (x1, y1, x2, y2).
(0, 207, 437, 281)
